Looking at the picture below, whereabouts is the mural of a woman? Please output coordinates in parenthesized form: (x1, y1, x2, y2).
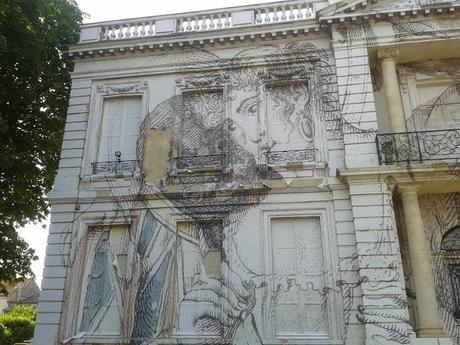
(81, 43, 335, 344)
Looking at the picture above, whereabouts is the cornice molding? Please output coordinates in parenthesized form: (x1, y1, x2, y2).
(319, 1, 460, 23)
(338, 163, 460, 194)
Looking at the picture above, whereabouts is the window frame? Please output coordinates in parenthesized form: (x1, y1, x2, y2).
(170, 215, 226, 340)
(63, 216, 134, 342)
(441, 226, 460, 320)
(170, 74, 231, 177)
(399, 66, 460, 132)
(257, 67, 328, 174)
(260, 207, 343, 345)
(82, 81, 149, 179)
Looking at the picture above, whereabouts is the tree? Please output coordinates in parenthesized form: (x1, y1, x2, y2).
(0, 0, 82, 283)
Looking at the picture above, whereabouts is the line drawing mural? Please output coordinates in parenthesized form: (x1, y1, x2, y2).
(32, 1, 460, 345)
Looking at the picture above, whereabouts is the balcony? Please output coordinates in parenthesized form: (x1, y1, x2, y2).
(77, 0, 329, 44)
(376, 129, 460, 165)
(265, 148, 317, 165)
(175, 154, 225, 171)
(92, 160, 138, 174)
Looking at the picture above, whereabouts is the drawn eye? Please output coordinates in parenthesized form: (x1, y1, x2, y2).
(237, 95, 259, 116)
(248, 104, 258, 114)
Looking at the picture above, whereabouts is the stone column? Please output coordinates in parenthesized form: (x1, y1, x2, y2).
(378, 48, 407, 133)
(399, 185, 446, 338)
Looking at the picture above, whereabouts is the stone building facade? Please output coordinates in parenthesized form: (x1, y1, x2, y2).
(32, 1, 460, 344)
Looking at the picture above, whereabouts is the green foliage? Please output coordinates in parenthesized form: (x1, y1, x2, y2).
(0, 306, 37, 345)
(0, 225, 37, 288)
(4, 305, 36, 322)
(0, 0, 82, 283)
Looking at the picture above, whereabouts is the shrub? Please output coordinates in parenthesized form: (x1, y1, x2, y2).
(0, 305, 36, 345)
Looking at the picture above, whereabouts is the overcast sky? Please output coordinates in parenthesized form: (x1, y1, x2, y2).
(77, 0, 282, 23)
(21, 0, 283, 288)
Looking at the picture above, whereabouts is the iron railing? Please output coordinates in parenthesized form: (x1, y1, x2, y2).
(175, 154, 225, 170)
(376, 129, 460, 165)
(92, 160, 138, 174)
(265, 148, 317, 164)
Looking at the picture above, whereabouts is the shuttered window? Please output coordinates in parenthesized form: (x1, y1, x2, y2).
(97, 96, 142, 162)
(270, 217, 328, 338)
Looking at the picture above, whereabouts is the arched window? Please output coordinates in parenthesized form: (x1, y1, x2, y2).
(441, 226, 460, 319)
(441, 226, 460, 251)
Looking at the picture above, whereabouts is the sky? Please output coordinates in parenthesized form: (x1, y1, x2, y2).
(77, 0, 282, 23)
(20, 0, 281, 288)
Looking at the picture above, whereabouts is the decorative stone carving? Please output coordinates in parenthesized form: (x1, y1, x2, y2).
(175, 73, 229, 90)
(97, 82, 148, 94)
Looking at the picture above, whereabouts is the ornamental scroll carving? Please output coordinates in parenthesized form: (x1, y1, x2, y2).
(97, 82, 148, 95)
(175, 73, 229, 90)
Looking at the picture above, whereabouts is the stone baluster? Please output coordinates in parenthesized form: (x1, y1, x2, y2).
(139, 23, 145, 37)
(265, 8, 271, 23)
(192, 17, 198, 31)
(177, 18, 185, 32)
(215, 13, 223, 29)
(255, 9, 263, 24)
(308, 4, 314, 19)
(288, 5, 296, 20)
(301, 5, 306, 19)
(280, 6, 287, 21)
(202, 16, 209, 31)
(102, 26, 109, 40)
(209, 14, 215, 30)
(117, 24, 123, 39)
(108, 25, 114, 39)
(272, 7, 280, 21)
(148, 20, 154, 36)
(186, 17, 193, 32)
(126, 24, 132, 38)
(224, 13, 231, 28)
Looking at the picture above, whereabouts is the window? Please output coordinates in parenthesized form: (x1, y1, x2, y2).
(81, 225, 129, 335)
(441, 226, 460, 319)
(174, 220, 223, 337)
(265, 83, 317, 165)
(97, 96, 142, 163)
(174, 90, 225, 171)
(399, 65, 460, 131)
(270, 217, 328, 338)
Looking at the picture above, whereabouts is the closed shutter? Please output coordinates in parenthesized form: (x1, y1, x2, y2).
(97, 96, 142, 162)
(271, 217, 329, 338)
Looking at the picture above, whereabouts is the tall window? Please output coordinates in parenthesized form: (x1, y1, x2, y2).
(97, 96, 142, 162)
(265, 83, 317, 164)
(81, 225, 129, 335)
(399, 64, 460, 131)
(174, 90, 225, 170)
(175, 220, 223, 337)
(270, 217, 328, 338)
(412, 81, 460, 130)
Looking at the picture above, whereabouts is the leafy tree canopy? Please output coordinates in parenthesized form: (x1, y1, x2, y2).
(0, 0, 82, 283)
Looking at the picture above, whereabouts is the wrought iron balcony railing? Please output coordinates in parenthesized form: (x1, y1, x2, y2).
(376, 129, 460, 165)
(92, 160, 138, 174)
(265, 148, 317, 165)
(175, 154, 225, 170)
